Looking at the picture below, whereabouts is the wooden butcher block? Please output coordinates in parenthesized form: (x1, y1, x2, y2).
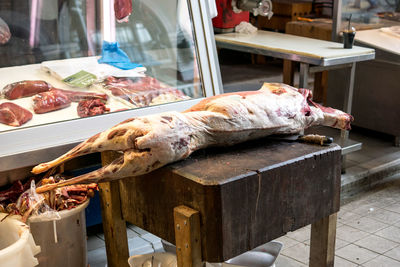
(103, 137, 341, 263)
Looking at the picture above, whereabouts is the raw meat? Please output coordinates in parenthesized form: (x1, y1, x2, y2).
(0, 17, 11, 44)
(77, 99, 110, 118)
(2, 80, 51, 100)
(32, 90, 71, 114)
(105, 76, 188, 106)
(0, 102, 33, 127)
(105, 76, 162, 91)
(3, 177, 98, 221)
(114, 0, 132, 22)
(0, 181, 24, 203)
(32, 83, 353, 192)
(50, 88, 108, 102)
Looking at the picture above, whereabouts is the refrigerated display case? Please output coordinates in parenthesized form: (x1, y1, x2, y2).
(332, 0, 400, 39)
(0, 0, 223, 179)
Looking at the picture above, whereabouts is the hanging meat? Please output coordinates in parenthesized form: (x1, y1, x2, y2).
(32, 83, 353, 193)
(0, 102, 33, 127)
(32, 90, 71, 114)
(114, 0, 132, 22)
(77, 99, 110, 118)
(2, 80, 52, 100)
(0, 17, 11, 45)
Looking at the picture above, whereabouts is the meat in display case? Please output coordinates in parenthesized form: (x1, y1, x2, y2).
(0, 0, 222, 174)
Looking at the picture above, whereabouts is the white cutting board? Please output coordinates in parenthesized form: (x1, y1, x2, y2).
(215, 30, 374, 60)
(355, 28, 400, 56)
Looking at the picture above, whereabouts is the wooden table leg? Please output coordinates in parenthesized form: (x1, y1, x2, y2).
(309, 213, 337, 267)
(99, 151, 129, 267)
(174, 205, 202, 267)
(340, 62, 356, 173)
(283, 59, 296, 86)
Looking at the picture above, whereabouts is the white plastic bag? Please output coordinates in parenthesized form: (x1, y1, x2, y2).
(16, 181, 60, 223)
(0, 213, 41, 267)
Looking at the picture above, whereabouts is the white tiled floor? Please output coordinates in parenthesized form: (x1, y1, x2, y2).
(87, 224, 163, 267)
(276, 174, 400, 267)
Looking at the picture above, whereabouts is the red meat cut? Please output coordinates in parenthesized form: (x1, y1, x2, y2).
(2, 80, 51, 100)
(77, 99, 110, 118)
(104, 76, 187, 106)
(105, 76, 162, 91)
(0, 102, 33, 127)
(50, 88, 108, 102)
(32, 90, 71, 114)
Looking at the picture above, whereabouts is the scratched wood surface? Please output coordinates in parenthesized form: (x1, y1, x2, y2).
(115, 137, 341, 262)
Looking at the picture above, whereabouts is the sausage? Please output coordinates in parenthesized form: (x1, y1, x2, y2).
(2, 80, 52, 100)
(32, 90, 71, 114)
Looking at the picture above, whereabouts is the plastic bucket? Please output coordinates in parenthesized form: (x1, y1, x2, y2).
(0, 213, 41, 267)
(28, 200, 89, 267)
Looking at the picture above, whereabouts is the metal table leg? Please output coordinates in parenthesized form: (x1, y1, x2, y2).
(299, 63, 310, 135)
(299, 62, 309, 88)
(340, 62, 357, 172)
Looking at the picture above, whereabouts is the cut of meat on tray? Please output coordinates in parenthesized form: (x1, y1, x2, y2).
(111, 87, 188, 106)
(0, 102, 33, 127)
(104, 76, 189, 106)
(32, 90, 71, 114)
(2, 80, 51, 100)
(77, 99, 110, 118)
(105, 76, 162, 91)
(50, 88, 108, 102)
(32, 83, 353, 193)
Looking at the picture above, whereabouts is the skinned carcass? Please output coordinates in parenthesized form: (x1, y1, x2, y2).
(32, 83, 352, 193)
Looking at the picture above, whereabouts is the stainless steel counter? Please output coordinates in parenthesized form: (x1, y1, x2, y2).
(215, 30, 375, 161)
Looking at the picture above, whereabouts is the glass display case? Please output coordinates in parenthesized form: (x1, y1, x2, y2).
(333, 0, 400, 39)
(0, 0, 222, 172)
(340, 0, 399, 25)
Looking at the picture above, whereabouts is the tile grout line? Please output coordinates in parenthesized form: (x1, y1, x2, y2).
(382, 243, 400, 263)
(279, 253, 310, 266)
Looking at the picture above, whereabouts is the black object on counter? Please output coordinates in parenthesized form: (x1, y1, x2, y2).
(343, 15, 356, 49)
(343, 30, 356, 49)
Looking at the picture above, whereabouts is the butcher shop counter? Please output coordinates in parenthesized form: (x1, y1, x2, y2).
(215, 30, 375, 159)
(99, 137, 341, 267)
(0, 58, 212, 175)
